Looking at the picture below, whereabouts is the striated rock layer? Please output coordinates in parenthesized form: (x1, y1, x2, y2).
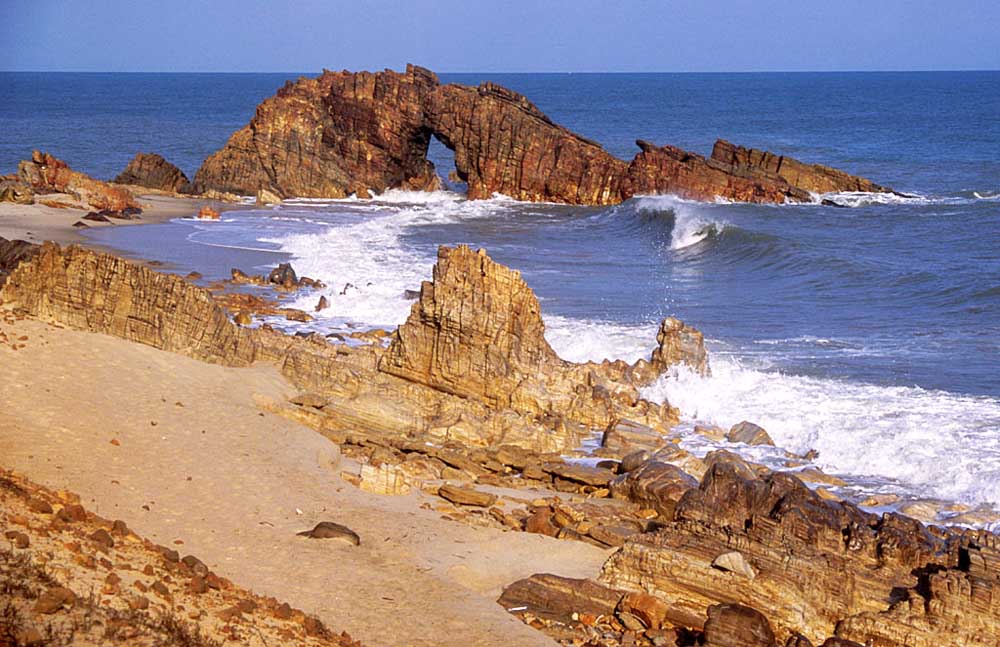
(113, 152, 191, 193)
(0, 243, 693, 455)
(193, 65, 892, 205)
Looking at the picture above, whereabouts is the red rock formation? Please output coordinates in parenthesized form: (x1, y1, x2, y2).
(711, 140, 893, 195)
(193, 65, 440, 198)
(193, 66, 893, 205)
(425, 82, 628, 203)
(17, 151, 140, 212)
(113, 152, 191, 192)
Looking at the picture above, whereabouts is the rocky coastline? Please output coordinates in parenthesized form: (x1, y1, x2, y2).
(2, 233, 997, 647)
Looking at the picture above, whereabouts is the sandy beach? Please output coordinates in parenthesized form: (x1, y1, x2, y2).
(0, 191, 220, 246)
(0, 316, 609, 646)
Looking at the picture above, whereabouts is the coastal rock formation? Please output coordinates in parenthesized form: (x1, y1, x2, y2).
(425, 82, 628, 203)
(0, 242, 686, 454)
(113, 152, 191, 192)
(193, 64, 441, 198)
(193, 65, 893, 205)
(17, 151, 140, 212)
(0, 177, 35, 204)
(711, 139, 893, 195)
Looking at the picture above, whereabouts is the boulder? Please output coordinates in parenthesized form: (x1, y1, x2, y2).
(602, 419, 668, 456)
(609, 461, 698, 518)
(727, 421, 774, 446)
(18, 151, 139, 212)
(268, 263, 298, 287)
(113, 152, 190, 192)
(650, 317, 710, 377)
(703, 604, 777, 647)
(256, 188, 282, 205)
(497, 574, 623, 624)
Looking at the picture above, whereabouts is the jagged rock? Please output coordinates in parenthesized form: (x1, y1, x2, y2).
(17, 151, 139, 212)
(315, 295, 329, 311)
(193, 65, 892, 205)
(609, 461, 698, 519)
(1, 242, 679, 456)
(0, 178, 34, 204)
(268, 262, 298, 287)
(711, 140, 894, 195)
(600, 460, 965, 642)
(703, 604, 777, 647)
(727, 421, 774, 446)
(113, 152, 190, 192)
(256, 188, 282, 205)
(380, 245, 557, 407)
(650, 317, 710, 377)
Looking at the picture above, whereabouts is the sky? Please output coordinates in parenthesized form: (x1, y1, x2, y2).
(3, 0, 999, 73)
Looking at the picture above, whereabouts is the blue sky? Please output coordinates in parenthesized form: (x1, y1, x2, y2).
(3, 0, 999, 72)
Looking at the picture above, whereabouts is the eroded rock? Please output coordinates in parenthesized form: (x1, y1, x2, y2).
(113, 152, 191, 192)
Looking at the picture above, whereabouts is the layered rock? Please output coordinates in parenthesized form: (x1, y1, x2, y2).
(711, 139, 894, 195)
(192, 65, 440, 198)
(113, 152, 191, 192)
(597, 460, 979, 643)
(0, 237, 39, 287)
(0, 242, 685, 455)
(193, 65, 893, 205)
(17, 151, 140, 212)
(425, 82, 628, 203)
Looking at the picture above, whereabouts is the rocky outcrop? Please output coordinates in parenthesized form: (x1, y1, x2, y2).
(0, 242, 684, 455)
(425, 82, 628, 203)
(113, 152, 191, 192)
(711, 140, 894, 195)
(0, 178, 34, 204)
(598, 460, 979, 643)
(17, 151, 140, 212)
(193, 65, 893, 205)
(192, 65, 440, 198)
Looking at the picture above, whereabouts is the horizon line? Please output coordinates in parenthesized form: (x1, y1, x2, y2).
(3, 68, 999, 75)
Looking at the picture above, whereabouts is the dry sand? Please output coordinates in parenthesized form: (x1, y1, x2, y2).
(0, 317, 611, 646)
(0, 193, 219, 245)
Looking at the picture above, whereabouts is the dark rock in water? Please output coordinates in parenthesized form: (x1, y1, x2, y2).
(72, 221, 89, 228)
(113, 152, 191, 193)
(821, 198, 849, 208)
(296, 521, 360, 545)
(192, 65, 893, 205)
(403, 289, 421, 300)
(315, 295, 329, 311)
(82, 211, 112, 223)
(268, 263, 298, 287)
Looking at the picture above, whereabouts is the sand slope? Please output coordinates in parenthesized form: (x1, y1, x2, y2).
(0, 318, 610, 646)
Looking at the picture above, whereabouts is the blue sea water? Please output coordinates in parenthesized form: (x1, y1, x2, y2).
(2, 71, 999, 516)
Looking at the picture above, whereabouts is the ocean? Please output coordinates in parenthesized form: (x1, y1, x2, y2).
(3, 71, 999, 520)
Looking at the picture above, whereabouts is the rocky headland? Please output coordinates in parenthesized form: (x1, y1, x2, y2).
(186, 65, 893, 205)
(2, 235, 996, 646)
